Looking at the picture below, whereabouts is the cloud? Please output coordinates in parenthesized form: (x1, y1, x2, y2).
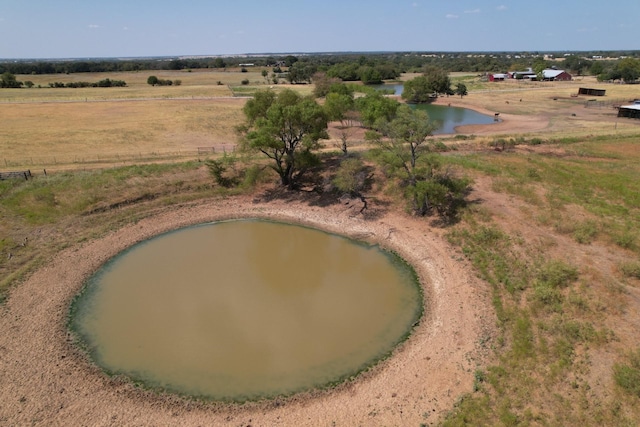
(497, 5, 507, 11)
(464, 9, 480, 14)
(446, 14, 459, 19)
(412, 2, 419, 7)
(88, 24, 100, 29)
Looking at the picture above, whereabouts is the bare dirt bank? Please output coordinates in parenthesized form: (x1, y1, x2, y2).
(0, 195, 492, 426)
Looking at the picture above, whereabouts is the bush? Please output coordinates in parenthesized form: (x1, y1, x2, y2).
(241, 79, 250, 85)
(537, 260, 578, 288)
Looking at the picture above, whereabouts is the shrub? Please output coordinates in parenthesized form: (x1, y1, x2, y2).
(537, 260, 578, 288)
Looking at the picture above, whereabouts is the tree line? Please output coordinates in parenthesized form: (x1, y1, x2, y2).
(2, 51, 638, 84)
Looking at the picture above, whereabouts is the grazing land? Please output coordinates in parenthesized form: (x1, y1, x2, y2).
(1, 70, 640, 426)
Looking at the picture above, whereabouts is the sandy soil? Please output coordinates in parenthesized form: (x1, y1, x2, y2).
(432, 97, 550, 135)
(0, 195, 494, 426)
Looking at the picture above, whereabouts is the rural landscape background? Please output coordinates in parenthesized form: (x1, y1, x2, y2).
(2, 45, 640, 427)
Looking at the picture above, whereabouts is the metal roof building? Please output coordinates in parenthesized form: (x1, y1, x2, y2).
(618, 103, 640, 119)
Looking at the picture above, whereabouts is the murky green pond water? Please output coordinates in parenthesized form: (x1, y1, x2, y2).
(70, 220, 422, 401)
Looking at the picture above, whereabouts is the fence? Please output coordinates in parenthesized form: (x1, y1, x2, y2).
(2, 145, 237, 170)
(584, 98, 632, 109)
(0, 170, 32, 180)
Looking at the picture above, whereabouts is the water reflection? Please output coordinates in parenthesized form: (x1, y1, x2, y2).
(71, 220, 422, 400)
(371, 83, 496, 133)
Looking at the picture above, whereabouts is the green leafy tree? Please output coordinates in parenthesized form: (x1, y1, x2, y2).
(147, 75, 159, 86)
(241, 89, 328, 189)
(402, 76, 434, 103)
(359, 66, 383, 85)
(286, 62, 316, 84)
(368, 105, 469, 217)
(455, 82, 468, 98)
(283, 55, 298, 67)
(423, 66, 452, 96)
(213, 58, 226, 69)
(590, 61, 605, 76)
(1, 72, 22, 88)
(333, 157, 370, 212)
(563, 55, 592, 76)
(617, 58, 640, 83)
(355, 91, 400, 128)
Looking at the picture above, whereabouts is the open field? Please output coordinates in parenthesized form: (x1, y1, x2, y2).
(1, 72, 640, 426)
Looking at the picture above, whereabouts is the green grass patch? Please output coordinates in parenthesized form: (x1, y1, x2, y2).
(614, 348, 640, 397)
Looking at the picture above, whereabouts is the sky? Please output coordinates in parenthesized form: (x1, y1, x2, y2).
(1, 0, 638, 59)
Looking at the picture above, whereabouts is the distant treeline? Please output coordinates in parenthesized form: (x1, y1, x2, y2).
(48, 78, 127, 88)
(1, 51, 639, 84)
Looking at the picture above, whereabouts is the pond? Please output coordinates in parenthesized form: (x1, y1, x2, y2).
(70, 220, 423, 401)
(372, 83, 497, 134)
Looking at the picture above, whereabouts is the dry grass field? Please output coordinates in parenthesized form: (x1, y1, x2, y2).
(2, 70, 640, 426)
(0, 69, 318, 169)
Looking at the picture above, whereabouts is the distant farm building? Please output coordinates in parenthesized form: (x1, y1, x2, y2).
(489, 73, 508, 81)
(618, 102, 640, 119)
(578, 88, 606, 96)
(541, 69, 572, 81)
(491, 68, 572, 82)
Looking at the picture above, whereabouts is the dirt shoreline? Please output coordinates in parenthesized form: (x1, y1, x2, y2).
(431, 96, 550, 135)
(0, 196, 492, 426)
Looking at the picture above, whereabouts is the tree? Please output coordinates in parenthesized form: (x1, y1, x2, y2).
(359, 66, 383, 85)
(355, 91, 400, 128)
(213, 58, 226, 69)
(368, 104, 469, 217)
(1, 72, 22, 88)
(422, 66, 452, 96)
(617, 58, 640, 83)
(147, 75, 159, 86)
(333, 157, 370, 213)
(402, 76, 435, 103)
(241, 89, 328, 189)
(455, 82, 468, 98)
(563, 55, 592, 76)
(286, 62, 316, 84)
(325, 91, 356, 155)
(312, 72, 340, 98)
